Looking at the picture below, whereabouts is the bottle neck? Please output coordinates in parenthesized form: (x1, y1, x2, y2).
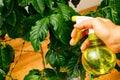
(89, 39, 104, 46)
(88, 33, 104, 46)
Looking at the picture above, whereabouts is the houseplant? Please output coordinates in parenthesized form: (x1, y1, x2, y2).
(0, 0, 120, 80)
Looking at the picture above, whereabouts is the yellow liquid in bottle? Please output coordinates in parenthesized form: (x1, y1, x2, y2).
(82, 33, 116, 75)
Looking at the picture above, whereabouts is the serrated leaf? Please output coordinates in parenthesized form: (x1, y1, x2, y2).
(57, 3, 73, 21)
(46, 49, 65, 67)
(66, 56, 80, 77)
(49, 51, 65, 67)
(45, 50, 52, 64)
(66, 56, 85, 80)
(97, 0, 109, 9)
(50, 14, 63, 37)
(30, 17, 49, 52)
(22, 14, 41, 41)
(111, 9, 120, 25)
(50, 14, 70, 44)
(45, 0, 54, 9)
(32, 0, 45, 15)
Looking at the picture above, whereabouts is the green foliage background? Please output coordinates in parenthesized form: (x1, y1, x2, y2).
(0, 0, 120, 80)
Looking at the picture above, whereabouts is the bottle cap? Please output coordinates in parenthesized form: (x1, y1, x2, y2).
(70, 16, 94, 46)
(76, 16, 93, 24)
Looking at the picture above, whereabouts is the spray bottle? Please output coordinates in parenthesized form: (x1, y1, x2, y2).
(71, 16, 116, 75)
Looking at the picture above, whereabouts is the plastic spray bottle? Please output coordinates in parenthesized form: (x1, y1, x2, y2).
(71, 16, 116, 75)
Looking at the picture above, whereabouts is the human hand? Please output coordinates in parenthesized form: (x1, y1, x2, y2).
(70, 17, 120, 53)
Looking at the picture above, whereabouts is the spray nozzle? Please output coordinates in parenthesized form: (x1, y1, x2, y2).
(70, 16, 93, 46)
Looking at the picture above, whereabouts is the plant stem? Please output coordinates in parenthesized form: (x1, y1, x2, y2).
(40, 45, 45, 69)
(0, 39, 13, 42)
(7, 41, 25, 80)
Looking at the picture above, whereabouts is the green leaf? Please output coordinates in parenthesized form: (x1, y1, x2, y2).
(66, 56, 85, 79)
(97, 0, 109, 9)
(115, 0, 120, 14)
(14, 6, 28, 23)
(24, 69, 41, 80)
(32, 0, 45, 15)
(0, 16, 3, 27)
(50, 14, 70, 44)
(50, 14, 62, 40)
(5, 23, 20, 38)
(2, 0, 14, 17)
(0, 30, 2, 36)
(57, 3, 75, 21)
(18, 0, 29, 6)
(0, 69, 6, 80)
(46, 76, 63, 80)
(111, 9, 120, 25)
(22, 14, 41, 41)
(28, 4, 39, 15)
(105, 8, 119, 24)
(30, 17, 49, 52)
(43, 68, 56, 77)
(0, 0, 4, 15)
(57, 72, 67, 80)
(24, 75, 40, 80)
(46, 49, 65, 67)
(0, 24, 6, 37)
(88, 73, 99, 80)
(45, 49, 52, 64)
(6, 11, 16, 26)
(66, 56, 80, 77)
(6, 7, 27, 38)
(0, 44, 14, 73)
(45, 0, 54, 9)
(3, 0, 11, 8)
(5, 44, 14, 62)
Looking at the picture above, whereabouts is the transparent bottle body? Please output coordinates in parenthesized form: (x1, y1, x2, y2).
(82, 40, 116, 75)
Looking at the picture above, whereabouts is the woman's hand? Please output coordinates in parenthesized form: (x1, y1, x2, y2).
(70, 17, 120, 53)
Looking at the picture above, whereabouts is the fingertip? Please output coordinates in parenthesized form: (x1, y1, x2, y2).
(70, 38, 75, 46)
(74, 24, 78, 27)
(80, 44, 86, 52)
(71, 28, 77, 38)
(80, 39, 90, 51)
